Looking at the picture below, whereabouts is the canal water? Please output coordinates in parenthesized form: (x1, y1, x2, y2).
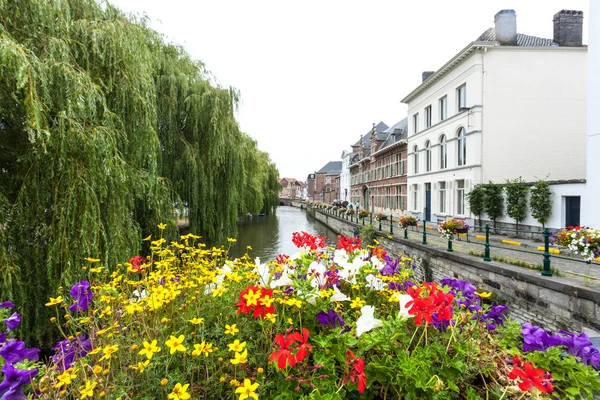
(229, 206, 339, 262)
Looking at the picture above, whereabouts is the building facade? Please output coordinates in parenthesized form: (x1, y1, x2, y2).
(402, 9, 587, 229)
(340, 150, 352, 202)
(315, 161, 342, 204)
(349, 120, 408, 216)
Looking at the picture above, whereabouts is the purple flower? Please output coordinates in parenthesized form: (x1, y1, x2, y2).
(580, 346, 600, 370)
(480, 304, 508, 330)
(0, 363, 38, 400)
(521, 323, 565, 352)
(68, 280, 93, 312)
(0, 333, 5, 345)
(316, 310, 344, 328)
(440, 278, 476, 298)
(0, 340, 39, 364)
(51, 335, 92, 371)
(557, 330, 593, 358)
(3, 312, 20, 331)
(0, 302, 14, 309)
(380, 256, 400, 276)
(431, 313, 453, 331)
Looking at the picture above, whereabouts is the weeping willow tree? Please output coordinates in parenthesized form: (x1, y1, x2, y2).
(0, 0, 280, 346)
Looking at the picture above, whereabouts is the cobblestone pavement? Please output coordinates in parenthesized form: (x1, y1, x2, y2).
(377, 223, 600, 288)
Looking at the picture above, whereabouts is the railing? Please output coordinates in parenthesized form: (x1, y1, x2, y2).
(313, 206, 600, 278)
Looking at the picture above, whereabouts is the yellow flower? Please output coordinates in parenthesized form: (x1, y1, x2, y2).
(475, 291, 492, 298)
(56, 368, 77, 388)
(139, 340, 161, 360)
(212, 287, 226, 297)
(287, 318, 293, 325)
(243, 289, 261, 307)
(189, 317, 204, 325)
(78, 380, 97, 399)
(230, 349, 248, 365)
(168, 383, 191, 400)
(230, 379, 240, 386)
(90, 267, 103, 273)
(286, 298, 302, 308)
(99, 344, 119, 361)
(84, 257, 100, 263)
(161, 378, 169, 386)
(257, 367, 264, 374)
(45, 296, 64, 306)
(92, 365, 102, 374)
(259, 295, 274, 308)
(224, 324, 239, 335)
(191, 341, 214, 357)
(220, 376, 226, 383)
(130, 344, 138, 351)
(227, 237, 237, 243)
(247, 245, 253, 250)
(130, 360, 150, 373)
(143, 234, 152, 241)
(227, 340, 246, 352)
(264, 313, 277, 323)
(235, 379, 260, 400)
(50, 317, 57, 323)
(165, 335, 187, 354)
(158, 223, 167, 230)
(161, 317, 169, 323)
(350, 297, 367, 309)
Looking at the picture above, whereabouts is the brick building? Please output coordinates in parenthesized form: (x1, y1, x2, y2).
(314, 161, 342, 204)
(349, 119, 408, 217)
(279, 177, 304, 199)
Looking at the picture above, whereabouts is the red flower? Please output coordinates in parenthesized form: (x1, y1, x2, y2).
(406, 282, 455, 326)
(344, 350, 367, 393)
(129, 255, 146, 273)
(508, 357, 553, 393)
(292, 231, 326, 250)
(337, 235, 362, 252)
(292, 328, 313, 362)
(270, 334, 297, 369)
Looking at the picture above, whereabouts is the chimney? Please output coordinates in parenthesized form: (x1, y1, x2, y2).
(422, 71, 435, 82)
(494, 10, 517, 45)
(553, 10, 583, 47)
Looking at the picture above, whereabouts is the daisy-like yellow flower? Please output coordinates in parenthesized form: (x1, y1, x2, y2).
(227, 237, 237, 243)
(165, 335, 187, 355)
(157, 223, 167, 230)
(350, 297, 366, 309)
(167, 383, 191, 400)
(45, 296, 63, 306)
(84, 257, 100, 263)
(99, 344, 119, 361)
(475, 291, 492, 298)
(89, 267, 103, 273)
(227, 340, 246, 352)
(143, 234, 152, 241)
(230, 349, 248, 365)
(78, 380, 97, 399)
(138, 340, 161, 360)
(286, 298, 302, 308)
(56, 368, 77, 388)
(224, 324, 239, 335)
(235, 379, 260, 400)
(243, 289, 261, 307)
(161, 378, 169, 386)
(264, 313, 277, 323)
(212, 287, 226, 297)
(130, 360, 150, 373)
(188, 317, 204, 325)
(191, 341, 214, 357)
(259, 295, 274, 308)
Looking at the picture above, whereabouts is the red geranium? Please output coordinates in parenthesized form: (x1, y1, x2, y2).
(269, 328, 313, 369)
(292, 328, 313, 362)
(129, 255, 147, 273)
(508, 357, 553, 393)
(337, 235, 362, 252)
(406, 282, 454, 326)
(236, 286, 274, 318)
(292, 231, 326, 250)
(344, 350, 367, 393)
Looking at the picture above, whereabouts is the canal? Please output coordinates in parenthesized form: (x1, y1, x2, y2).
(229, 206, 340, 261)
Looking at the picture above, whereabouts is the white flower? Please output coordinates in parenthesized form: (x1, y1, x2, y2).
(395, 293, 414, 319)
(329, 286, 350, 302)
(270, 272, 294, 288)
(132, 289, 148, 301)
(370, 256, 384, 271)
(365, 274, 386, 291)
(356, 305, 383, 337)
(308, 261, 327, 289)
(333, 249, 349, 265)
(254, 261, 271, 287)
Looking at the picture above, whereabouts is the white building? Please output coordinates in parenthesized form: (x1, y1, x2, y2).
(402, 9, 587, 230)
(340, 150, 352, 202)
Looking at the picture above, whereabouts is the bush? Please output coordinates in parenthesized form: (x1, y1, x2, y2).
(359, 224, 377, 246)
(483, 182, 504, 229)
(530, 179, 554, 229)
(467, 185, 485, 229)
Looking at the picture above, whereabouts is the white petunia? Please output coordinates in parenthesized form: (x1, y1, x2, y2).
(270, 272, 294, 288)
(395, 293, 414, 319)
(254, 262, 271, 287)
(333, 249, 349, 266)
(365, 274, 386, 291)
(370, 256, 385, 271)
(356, 305, 383, 337)
(329, 286, 350, 302)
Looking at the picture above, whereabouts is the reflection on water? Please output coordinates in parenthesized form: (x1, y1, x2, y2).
(229, 206, 339, 262)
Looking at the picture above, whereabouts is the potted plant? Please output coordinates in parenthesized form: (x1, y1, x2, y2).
(439, 219, 470, 241)
(374, 212, 387, 221)
(358, 209, 369, 219)
(552, 226, 600, 263)
(399, 215, 418, 228)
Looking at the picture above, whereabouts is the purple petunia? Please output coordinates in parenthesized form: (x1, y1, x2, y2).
(68, 280, 93, 312)
(0, 333, 5, 345)
(51, 335, 93, 371)
(440, 278, 477, 299)
(479, 304, 508, 330)
(0, 363, 39, 400)
(380, 256, 400, 276)
(0, 340, 40, 364)
(316, 309, 344, 328)
(0, 301, 14, 309)
(3, 312, 20, 331)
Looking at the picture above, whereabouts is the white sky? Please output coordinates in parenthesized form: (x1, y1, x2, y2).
(110, 0, 589, 180)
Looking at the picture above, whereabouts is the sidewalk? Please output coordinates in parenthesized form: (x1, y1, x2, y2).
(392, 222, 600, 287)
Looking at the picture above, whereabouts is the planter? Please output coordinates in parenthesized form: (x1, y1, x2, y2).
(456, 228, 469, 234)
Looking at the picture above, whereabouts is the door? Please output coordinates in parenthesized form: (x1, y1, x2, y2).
(425, 183, 431, 221)
(363, 187, 369, 211)
(565, 196, 581, 227)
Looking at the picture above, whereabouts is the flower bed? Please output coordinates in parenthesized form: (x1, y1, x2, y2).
(1, 230, 600, 399)
(552, 226, 600, 262)
(439, 219, 471, 240)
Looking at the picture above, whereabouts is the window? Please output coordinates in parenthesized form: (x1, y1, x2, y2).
(412, 184, 419, 211)
(395, 153, 404, 176)
(439, 96, 447, 121)
(425, 141, 432, 172)
(457, 84, 467, 111)
(425, 105, 432, 128)
(396, 185, 405, 211)
(440, 135, 447, 169)
(326, 176, 331, 184)
(438, 182, 446, 214)
(413, 113, 419, 134)
(456, 180, 465, 215)
(413, 146, 419, 174)
(457, 127, 466, 166)
(385, 187, 391, 209)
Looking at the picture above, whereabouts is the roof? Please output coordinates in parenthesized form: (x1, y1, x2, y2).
(378, 118, 408, 150)
(352, 122, 389, 147)
(316, 161, 342, 175)
(477, 27, 558, 47)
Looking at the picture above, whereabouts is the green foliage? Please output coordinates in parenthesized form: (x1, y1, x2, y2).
(483, 182, 504, 228)
(359, 224, 376, 247)
(466, 185, 485, 228)
(505, 177, 529, 230)
(0, 0, 279, 346)
(530, 179, 554, 228)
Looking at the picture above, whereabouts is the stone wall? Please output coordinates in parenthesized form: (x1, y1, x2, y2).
(309, 207, 600, 333)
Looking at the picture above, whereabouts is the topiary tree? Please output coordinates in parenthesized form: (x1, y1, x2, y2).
(467, 184, 486, 231)
(530, 179, 554, 229)
(483, 182, 504, 230)
(505, 177, 529, 234)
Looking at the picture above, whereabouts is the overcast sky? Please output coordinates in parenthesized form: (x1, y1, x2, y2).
(110, 0, 589, 180)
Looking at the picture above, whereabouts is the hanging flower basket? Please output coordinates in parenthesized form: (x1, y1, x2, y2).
(552, 226, 600, 262)
(399, 215, 418, 228)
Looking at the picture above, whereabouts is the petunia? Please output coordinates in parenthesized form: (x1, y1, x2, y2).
(0, 340, 40, 364)
(316, 309, 345, 328)
(395, 294, 415, 319)
(0, 363, 39, 400)
(3, 312, 20, 331)
(329, 286, 350, 302)
(365, 274, 386, 291)
(0, 301, 14, 309)
(68, 280, 93, 312)
(356, 305, 383, 337)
